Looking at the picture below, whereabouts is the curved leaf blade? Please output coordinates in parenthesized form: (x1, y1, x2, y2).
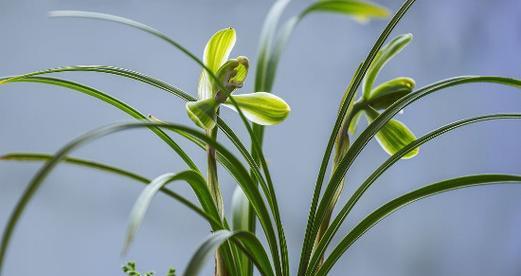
(184, 230, 274, 276)
(307, 113, 521, 274)
(316, 174, 521, 275)
(0, 76, 199, 172)
(124, 170, 219, 254)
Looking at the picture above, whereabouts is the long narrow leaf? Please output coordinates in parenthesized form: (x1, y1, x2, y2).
(316, 174, 521, 275)
(48, 11, 214, 81)
(184, 230, 274, 276)
(0, 76, 199, 172)
(0, 122, 279, 276)
(298, 1, 416, 274)
(307, 113, 521, 274)
(124, 170, 220, 254)
(0, 153, 210, 221)
(315, 76, 521, 256)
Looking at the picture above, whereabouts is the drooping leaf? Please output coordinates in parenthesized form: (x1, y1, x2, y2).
(0, 122, 282, 276)
(123, 170, 219, 254)
(0, 75, 199, 171)
(302, 0, 389, 22)
(198, 28, 236, 100)
(365, 107, 419, 159)
(363, 33, 413, 98)
(185, 98, 220, 129)
(223, 92, 290, 125)
(184, 230, 274, 276)
(367, 77, 415, 109)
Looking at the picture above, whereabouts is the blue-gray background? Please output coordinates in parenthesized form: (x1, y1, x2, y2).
(1, 0, 521, 275)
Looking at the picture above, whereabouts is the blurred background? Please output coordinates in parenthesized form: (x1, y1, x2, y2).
(1, 0, 521, 275)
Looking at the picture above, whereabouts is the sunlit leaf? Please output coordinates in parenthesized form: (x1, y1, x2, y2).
(223, 92, 290, 125)
(365, 108, 418, 159)
(198, 28, 236, 100)
(363, 33, 413, 98)
(302, 0, 389, 22)
(367, 77, 415, 109)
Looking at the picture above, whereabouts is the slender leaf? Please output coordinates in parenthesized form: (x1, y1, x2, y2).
(312, 76, 521, 275)
(184, 230, 274, 276)
(124, 170, 220, 254)
(0, 76, 199, 172)
(231, 186, 251, 275)
(48, 11, 214, 81)
(0, 152, 212, 221)
(307, 113, 521, 274)
(298, 2, 416, 274)
(316, 174, 521, 275)
(0, 122, 279, 276)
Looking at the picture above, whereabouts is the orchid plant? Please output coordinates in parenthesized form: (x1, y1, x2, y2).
(1, 0, 520, 276)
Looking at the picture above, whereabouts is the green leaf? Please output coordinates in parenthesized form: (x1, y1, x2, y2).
(302, 0, 389, 22)
(185, 98, 220, 129)
(363, 33, 413, 98)
(0, 76, 199, 172)
(367, 77, 415, 109)
(298, 2, 416, 273)
(307, 113, 521, 275)
(0, 152, 212, 222)
(348, 111, 363, 134)
(254, 0, 291, 92)
(231, 187, 250, 231)
(184, 230, 274, 276)
(0, 122, 280, 276)
(124, 171, 219, 254)
(48, 11, 212, 82)
(198, 28, 236, 100)
(316, 174, 521, 276)
(223, 92, 290, 125)
(230, 186, 251, 275)
(365, 107, 419, 159)
(310, 76, 521, 276)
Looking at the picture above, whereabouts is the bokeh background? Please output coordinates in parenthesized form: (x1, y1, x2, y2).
(1, 0, 521, 275)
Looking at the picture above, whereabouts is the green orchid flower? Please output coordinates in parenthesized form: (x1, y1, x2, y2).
(347, 33, 419, 159)
(186, 28, 290, 129)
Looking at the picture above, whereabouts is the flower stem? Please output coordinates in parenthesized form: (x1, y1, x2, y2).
(206, 120, 227, 276)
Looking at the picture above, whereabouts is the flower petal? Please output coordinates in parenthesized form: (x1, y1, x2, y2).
(367, 77, 415, 109)
(198, 28, 236, 100)
(223, 92, 290, 125)
(185, 98, 219, 129)
(363, 33, 413, 98)
(366, 108, 419, 159)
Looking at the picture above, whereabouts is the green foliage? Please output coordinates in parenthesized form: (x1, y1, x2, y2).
(1, 1, 520, 276)
(122, 261, 176, 276)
